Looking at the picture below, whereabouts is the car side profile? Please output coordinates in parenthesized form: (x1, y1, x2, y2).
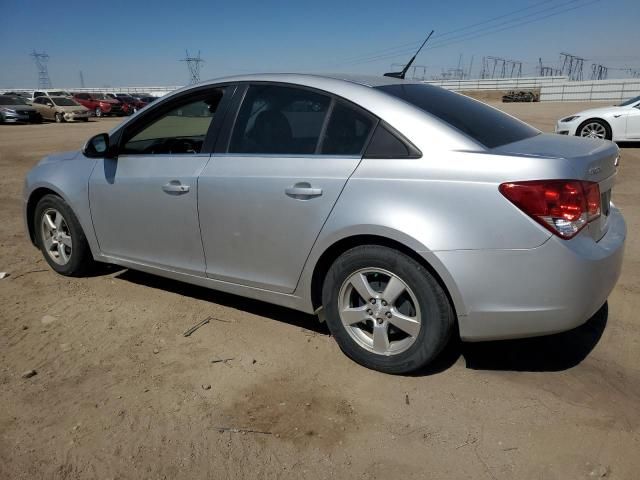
(555, 95, 640, 140)
(23, 74, 625, 373)
(30, 96, 89, 122)
(72, 93, 124, 117)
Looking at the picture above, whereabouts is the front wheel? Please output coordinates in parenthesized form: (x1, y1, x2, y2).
(55, 113, 64, 123)
(577, 119, 612, 140)
(322, 245, 454, 374)
(95, 107, 102, 118)
(34, 194, 96, 276)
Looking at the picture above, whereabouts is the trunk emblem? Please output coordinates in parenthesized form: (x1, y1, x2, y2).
(588, 166, 602, 175)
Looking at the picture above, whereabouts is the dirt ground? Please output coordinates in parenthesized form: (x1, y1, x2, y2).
(1, 102, 639, 480)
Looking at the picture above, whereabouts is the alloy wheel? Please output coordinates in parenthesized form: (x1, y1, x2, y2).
(338, 268, 422, 356)
(580, 122, 607, 139)
(40, 208, 73, 265)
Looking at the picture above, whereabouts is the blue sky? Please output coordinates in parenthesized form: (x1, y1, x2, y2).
(1, 0, 639, 88)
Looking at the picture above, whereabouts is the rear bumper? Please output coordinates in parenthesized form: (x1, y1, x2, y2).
(434, 206, 626, 341)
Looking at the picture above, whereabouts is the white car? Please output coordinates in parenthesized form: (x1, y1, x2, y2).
(555, 95, 640, 141)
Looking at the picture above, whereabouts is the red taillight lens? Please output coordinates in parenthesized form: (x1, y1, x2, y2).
(499, 180, 600, 239)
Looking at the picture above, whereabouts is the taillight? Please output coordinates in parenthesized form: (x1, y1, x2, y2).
(499, 180, 600, 239)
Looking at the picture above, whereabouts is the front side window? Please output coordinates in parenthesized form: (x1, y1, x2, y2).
(229, 84, 330, 154)
(121, 88, 225, 155)
(376, 83, 539, 149)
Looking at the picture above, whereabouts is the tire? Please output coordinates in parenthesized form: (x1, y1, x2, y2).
(322, 245, 454, 374)
(82, 118, 89, 122)
(577, 119, 612, 140)
(34, 194, 96, 276)
(95, 107, 102, 118)
(55, 113, 64, 123)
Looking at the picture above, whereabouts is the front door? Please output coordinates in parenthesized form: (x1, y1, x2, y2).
(626, 103, 640, 139)
(198, 84, 376, 293)
(89, 88, 228, 275)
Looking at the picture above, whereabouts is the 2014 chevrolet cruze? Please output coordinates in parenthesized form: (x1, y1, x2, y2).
(23, 74, 626, 373)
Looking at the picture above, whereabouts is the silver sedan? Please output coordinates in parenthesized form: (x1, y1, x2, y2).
(23, 74, 626, 373)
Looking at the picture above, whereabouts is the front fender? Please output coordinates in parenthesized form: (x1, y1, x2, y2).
(24, 155, 99, 256)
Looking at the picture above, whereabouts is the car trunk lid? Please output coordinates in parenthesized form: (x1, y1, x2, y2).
(494, 133, 619, 241)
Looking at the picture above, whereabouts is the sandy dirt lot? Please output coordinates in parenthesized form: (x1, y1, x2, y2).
(1, 102, 639, 480)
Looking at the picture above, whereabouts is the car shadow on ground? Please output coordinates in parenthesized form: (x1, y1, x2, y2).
(617, 141, 640, 149)
(114, 269, 608, 374)
(115, 269, 329, 334)
(458, 303, 608, 373)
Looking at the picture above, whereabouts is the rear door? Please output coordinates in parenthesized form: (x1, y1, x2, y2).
(89, 86, 233, 275)
(198, 84, 376, 293)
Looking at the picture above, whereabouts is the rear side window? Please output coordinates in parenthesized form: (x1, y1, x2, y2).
(230, 85, 330, 154)
(320, 101, 375, 155)
(376, 84, 539, 148)
(364, 123, 421, 158)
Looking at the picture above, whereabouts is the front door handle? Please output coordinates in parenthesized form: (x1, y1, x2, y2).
(162, 180, 190, 194)
(285, 182, 323, 199)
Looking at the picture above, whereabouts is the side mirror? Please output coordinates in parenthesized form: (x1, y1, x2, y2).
(46, 102, 53, 107)
(83, 133, 114, 158)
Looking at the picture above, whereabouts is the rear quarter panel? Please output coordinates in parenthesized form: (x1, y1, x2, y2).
(296, 149, 578, 315)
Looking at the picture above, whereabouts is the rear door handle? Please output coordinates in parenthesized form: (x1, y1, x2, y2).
(162, 181, 190, 194)
(285, 182, 323, 199)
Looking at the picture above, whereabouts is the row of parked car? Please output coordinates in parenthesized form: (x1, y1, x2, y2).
(0, 90, 158, 124)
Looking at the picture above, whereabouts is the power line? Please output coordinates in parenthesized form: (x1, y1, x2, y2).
(332, 0, 557, 66)
(338, 0, 598, 68)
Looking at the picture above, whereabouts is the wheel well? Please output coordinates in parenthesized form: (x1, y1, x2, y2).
(310, 235, 457, 318)
(577, 117, 611, 135)
(26, 187, 59, 245)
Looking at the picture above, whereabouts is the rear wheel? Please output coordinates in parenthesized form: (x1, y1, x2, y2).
(95, 107, 102, 118)
(322, 245, 454, 374)
(34, 195, 96, 276)
(577, 119, 611, 140)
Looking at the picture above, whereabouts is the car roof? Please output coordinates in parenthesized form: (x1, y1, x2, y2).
(196, 72, 421, 89)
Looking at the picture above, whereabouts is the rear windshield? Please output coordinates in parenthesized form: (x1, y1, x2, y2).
(0, 96, 27, 105)
(376, 83, 539, 148)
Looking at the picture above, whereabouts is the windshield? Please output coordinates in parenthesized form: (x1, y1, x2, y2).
(48, 91, 70, 96)
(92, 94, 108, 100)
(52, 97, 80, 107)
(0, 96, 27, 105)
(619, 95, 640, 106)
(376, 83, 539, 149)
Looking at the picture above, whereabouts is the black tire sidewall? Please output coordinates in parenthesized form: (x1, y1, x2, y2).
(34, 194, 92, 276)
(322, 245, 454, 374)
(577, 119, 612, 140)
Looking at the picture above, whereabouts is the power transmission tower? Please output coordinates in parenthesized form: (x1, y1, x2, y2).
(590, 64, 608, 80)
(559, 52, 585, 81)
(537, 58, 562, 77)
(180, 50, 204, 84)
(30, 50, 52, 88)
(79, 70, 85, 88)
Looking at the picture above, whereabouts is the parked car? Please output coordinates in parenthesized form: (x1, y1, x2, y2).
(555, 95, 640, 140)
(137, 96, 157, 104)
(30, 96, 90, 122)
(72, 93, 124, 117)
(502, 90, 539, 103)
(23, 74, 625, 373)
(0, 95, 43, 123)
(108, 93, 146, 114)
